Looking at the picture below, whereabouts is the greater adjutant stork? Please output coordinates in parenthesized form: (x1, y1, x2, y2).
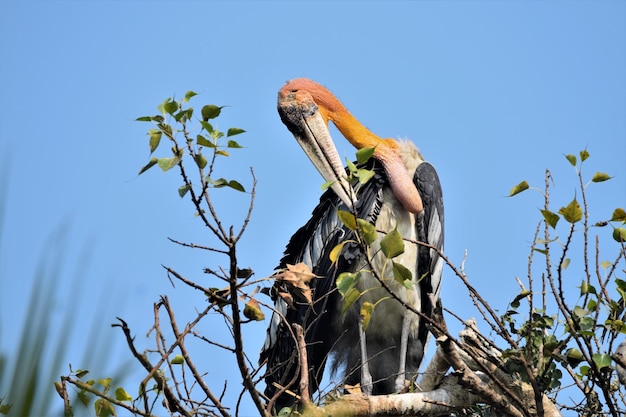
(260, 78, 444, 408)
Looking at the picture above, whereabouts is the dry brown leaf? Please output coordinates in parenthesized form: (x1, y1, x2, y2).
(272, 263, 318, 305)
(344, 383, 362, 395)
(286, 262, 317, 283)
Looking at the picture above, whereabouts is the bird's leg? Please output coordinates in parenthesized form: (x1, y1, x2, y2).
(394, 312, 411, 392)
(359, 315, 373, 395)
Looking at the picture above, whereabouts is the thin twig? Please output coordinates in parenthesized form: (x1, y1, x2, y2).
(293, 323, 311, 405)
(162, 298, 231, 417)
(112, 317, 190, 417)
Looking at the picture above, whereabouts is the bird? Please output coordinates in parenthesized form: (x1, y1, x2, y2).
(259, 78, 444, 410)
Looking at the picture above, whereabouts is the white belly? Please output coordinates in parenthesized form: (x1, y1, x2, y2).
(352, 187, 421, 339)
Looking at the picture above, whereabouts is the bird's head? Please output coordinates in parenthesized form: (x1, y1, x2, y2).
(277, 78, 423, 213)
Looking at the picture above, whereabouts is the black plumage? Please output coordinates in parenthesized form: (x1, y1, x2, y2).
(260, 156, 443, 408)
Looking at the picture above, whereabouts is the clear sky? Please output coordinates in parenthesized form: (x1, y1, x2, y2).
(1, 1, 625, 415)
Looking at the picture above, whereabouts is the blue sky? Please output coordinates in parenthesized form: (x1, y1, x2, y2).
(1, 1, 625, 415)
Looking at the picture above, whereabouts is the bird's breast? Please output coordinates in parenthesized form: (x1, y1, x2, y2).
(351, 188, 421, 337)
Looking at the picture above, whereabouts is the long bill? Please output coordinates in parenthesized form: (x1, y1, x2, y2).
(278, 85, 355, 210)
(278, 78, 423, 214)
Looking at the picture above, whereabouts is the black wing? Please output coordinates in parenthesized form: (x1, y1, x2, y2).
(260, 160, 386, 408)
(414, 161, 444, 352)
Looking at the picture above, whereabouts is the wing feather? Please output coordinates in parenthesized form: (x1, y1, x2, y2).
(260, 160, 386, 406)
(414, 162, 444, 343)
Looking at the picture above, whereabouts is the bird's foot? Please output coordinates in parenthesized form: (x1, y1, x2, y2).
(394, 375, 408, 393)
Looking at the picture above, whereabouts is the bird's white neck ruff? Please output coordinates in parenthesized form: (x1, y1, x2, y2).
(396, 140, 424, 176)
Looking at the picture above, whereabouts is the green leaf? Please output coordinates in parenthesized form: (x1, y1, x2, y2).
(355, 168, 375, 185)
(592, 353, 612, 370)
(392, 262, 413, 287)
(605, 317, 625, 333)
(329, 241, 347, 264)
(158, 122, 173, 138)
(360, 302, 374, 330)
(174, 108, 193, 122)
(197, 134, 215, 148)
(613, 227, 626, 243)
(336, 272, 358, 297)
(97, 378, 112, 388)
(244, 299, 265, 321)
(565, 154, 577, 166)
(337, 210, 357, 230)
(591, 172, 612, 183)
(157, 157, 181, 172)
(558, 198, 582, 223)
(135, 116, 152, 122)
(615, 284, 626, 307)
(321, 180, 335, 191)
(148, 129, 162, 153)
(540, 209, 560, 229)
(208, 177, 226, 187)
(346, 159, 357, 174)
(509, 180, 529, 196)
(165, 100, 179, 115)
(156, 102, 166, 116)
(342, 287, 360, 313)
(573, 306, 588, 318)
(194, 153, 208, 169)
(277, 407, 293, 417)
(541, 314, 555, 328)
(178, 184, 191, 198)
(565, 347, 584, 367)
(211, 130, 224, 141)
(215, 149, 230, 157)
(357, 219, 377, 245)
(114, 387, 132, 401)
(579, 280, 596, 296)
(587, 298, 597, 311)
(356, 147, 375, 164)
(611, 208, 626, 223)
(201, 104, 221, 120)
(184, 90, 197, 102)
(510, 289, 531, 309)
(227, 180, 245, 192)
(159, 99, 179, 115)
(200, 120, 214, 133)
(227, 127, 246, 137)
(77, 391, 89, 407)
(75, 369, 89, 379)
(94, 398, 114, 417)
(579, 149, 589, 162)
(227, 139, 243, 148)
(579, 317, 595, 333)
(561, 258, 570, 270)
(380, 227, 404, 259)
